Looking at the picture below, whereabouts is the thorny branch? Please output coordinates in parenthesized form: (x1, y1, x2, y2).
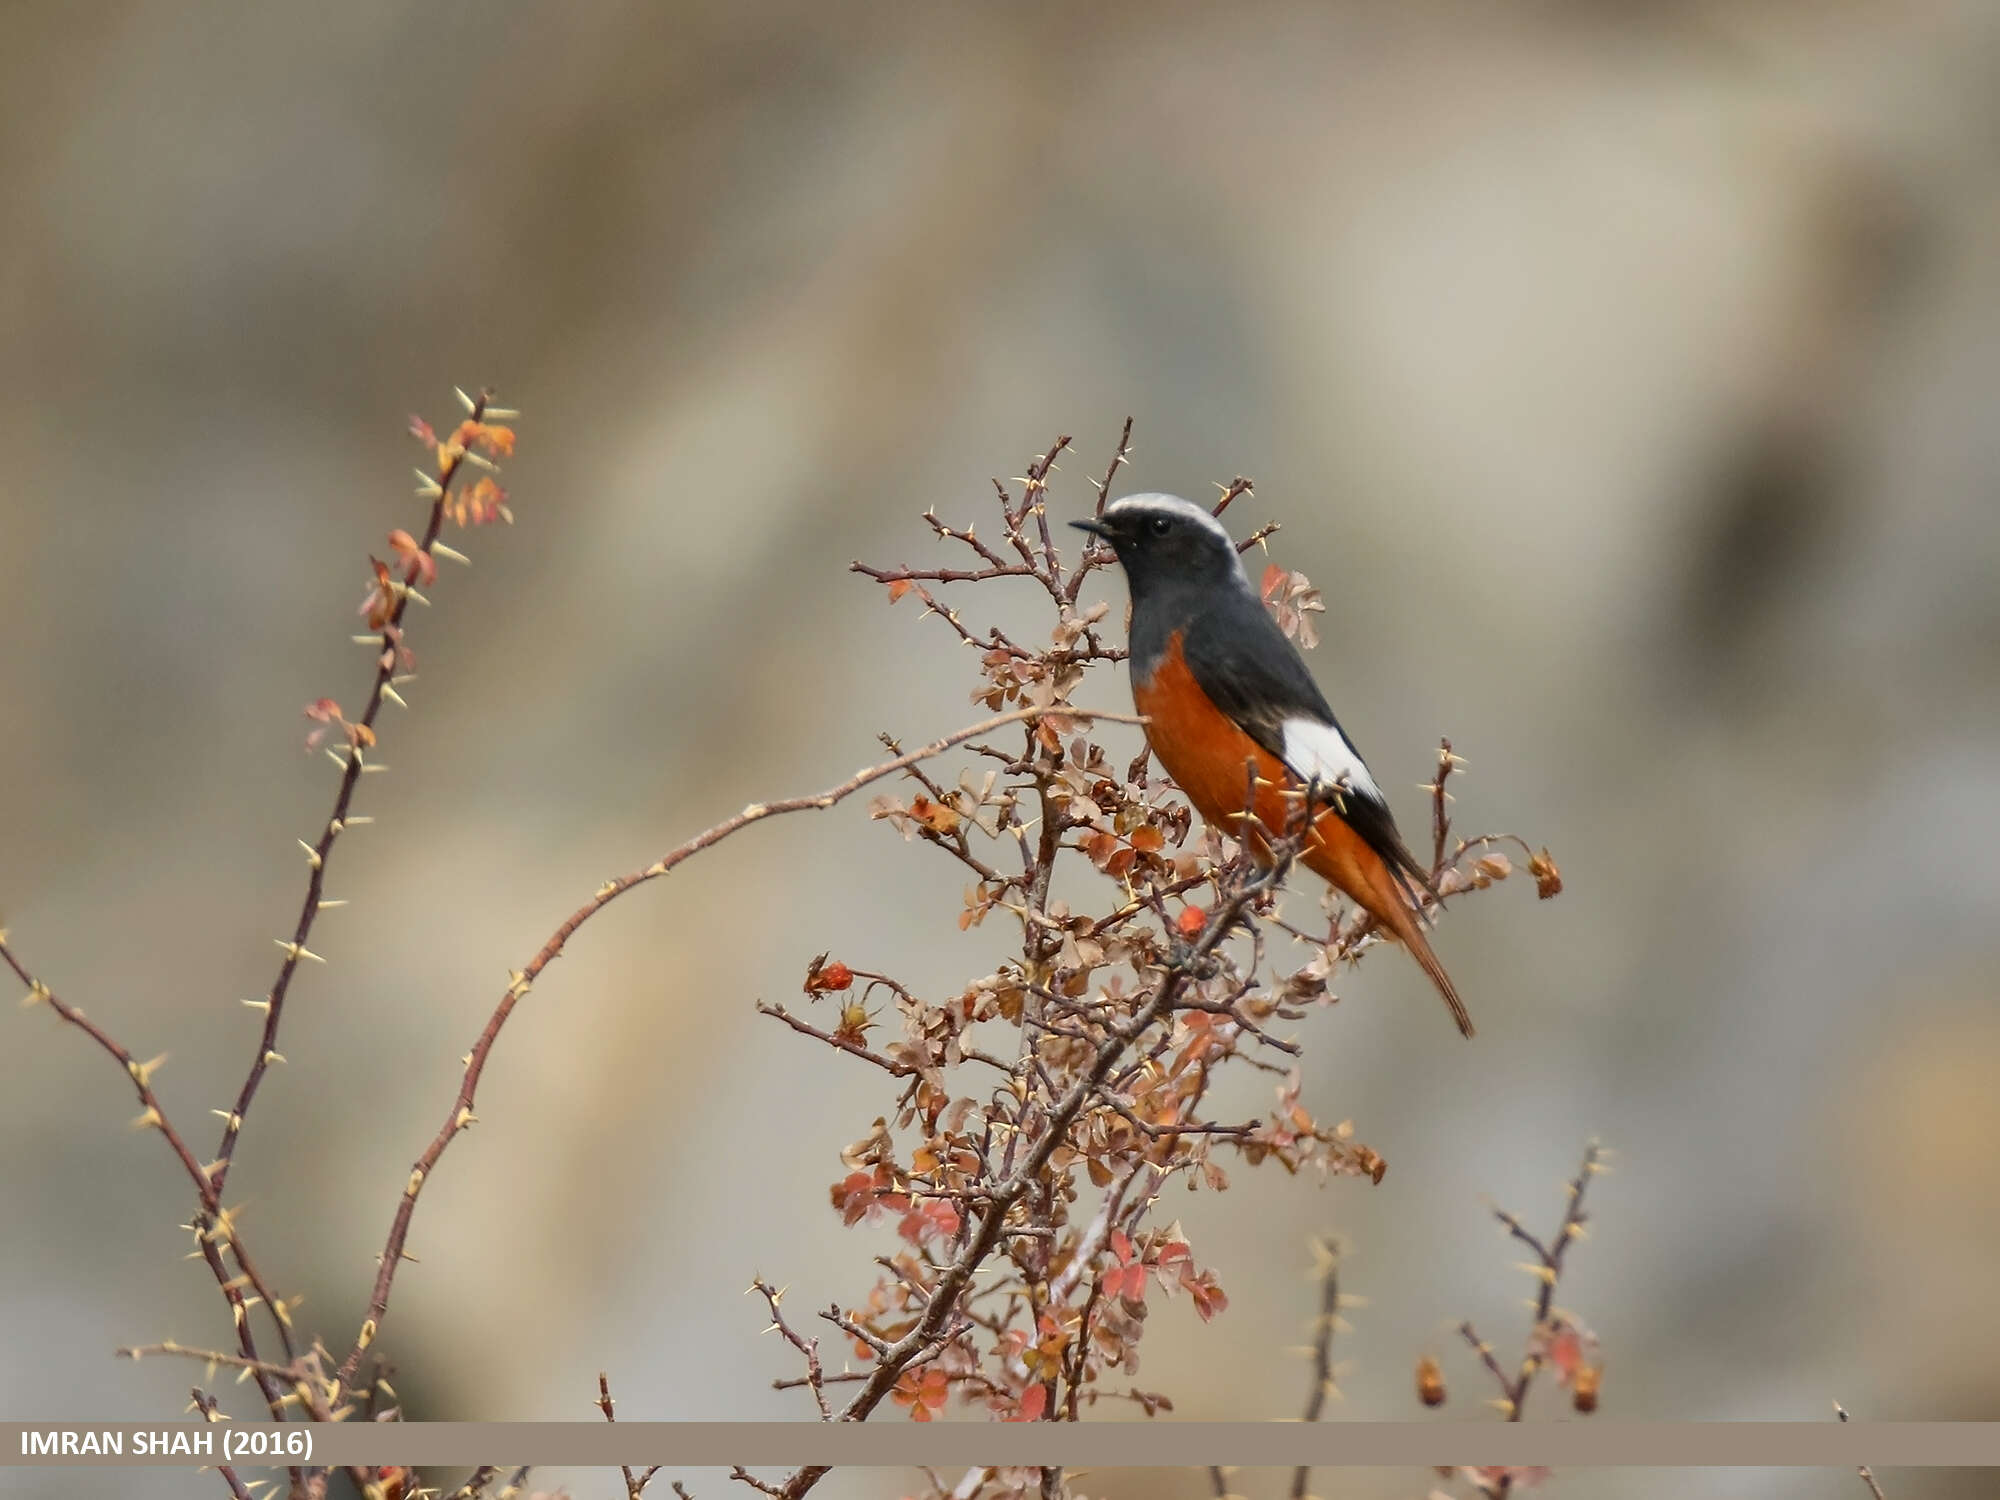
(748, 1280, 832, 1421)
(210, 389, 501, 1209)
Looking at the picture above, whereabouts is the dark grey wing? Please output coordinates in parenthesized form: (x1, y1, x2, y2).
(1181, 591, 1437, 896)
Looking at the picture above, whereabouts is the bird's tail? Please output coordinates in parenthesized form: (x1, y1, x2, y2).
(1392, 910, 1475, 1039)
(1293, 807, 1477, 1038)
(1359, 851, 1475, 1039)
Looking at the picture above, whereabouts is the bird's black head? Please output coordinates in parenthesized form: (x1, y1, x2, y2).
(1071, 493, 1248, 601)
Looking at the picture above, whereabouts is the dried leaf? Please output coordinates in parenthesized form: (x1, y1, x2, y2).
(1529, 847, 1563, 899)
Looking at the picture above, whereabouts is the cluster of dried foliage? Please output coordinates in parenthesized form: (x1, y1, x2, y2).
(5, 393, 1634, 1500)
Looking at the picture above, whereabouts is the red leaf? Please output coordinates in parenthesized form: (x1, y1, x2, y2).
(805, 956, 854, 994)
(829, 1170, 877, 1226)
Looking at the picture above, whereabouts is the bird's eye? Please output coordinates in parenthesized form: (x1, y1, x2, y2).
(1147, 515, 1172, 537)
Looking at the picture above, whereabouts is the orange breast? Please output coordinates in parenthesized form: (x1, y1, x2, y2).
(1133, 631, 1395, 909)
(1134, 631, 1289, 836)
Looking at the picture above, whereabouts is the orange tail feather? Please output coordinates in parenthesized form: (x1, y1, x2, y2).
(1302, 815, 1476, 1038)
(1383, 902, 1475, 1039)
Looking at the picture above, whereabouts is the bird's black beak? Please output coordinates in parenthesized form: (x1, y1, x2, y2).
(1070, 517, 1114, 540)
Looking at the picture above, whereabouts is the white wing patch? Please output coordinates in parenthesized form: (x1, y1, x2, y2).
(1280, 717, 1382, 803)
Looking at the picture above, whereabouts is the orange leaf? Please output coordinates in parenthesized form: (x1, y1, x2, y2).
(909, 796, 961, 835)
(360, 557, 398, 629)
(455, 476, 508, 526)
(387, 529, 436, 588)
(477, 424, 517, 457)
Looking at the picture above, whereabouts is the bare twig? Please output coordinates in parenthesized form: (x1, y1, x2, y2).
(119, 1342, 299, 1383)
(188, 1388, 253, 1500)
(3, 940, 297, 1410)
(598, 1372, 661, 1500)
(1211, 478, 1254, 517)
(6, 943, 213, 1196)
(1235, 520, 1281, 554)
(1289, 1237, 1342, 1500)
(749, 1279, 832, 1421)
(1836, 1403, 1890, 1500)
(1062, 417, 1134, 604)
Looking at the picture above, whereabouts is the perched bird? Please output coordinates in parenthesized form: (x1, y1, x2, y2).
(1073, 493, 1473, 1037)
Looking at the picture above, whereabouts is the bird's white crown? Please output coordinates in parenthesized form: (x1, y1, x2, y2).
(1103, 492, 1236, 549)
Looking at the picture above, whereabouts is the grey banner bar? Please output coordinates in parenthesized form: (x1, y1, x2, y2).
(5, 1422, 1998, 1469)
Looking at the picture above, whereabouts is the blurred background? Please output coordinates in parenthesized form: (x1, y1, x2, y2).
(3, 2, 1997, 1498)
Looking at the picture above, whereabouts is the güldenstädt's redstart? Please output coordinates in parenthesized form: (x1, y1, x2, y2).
(1074, 493, 1473, 1037)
